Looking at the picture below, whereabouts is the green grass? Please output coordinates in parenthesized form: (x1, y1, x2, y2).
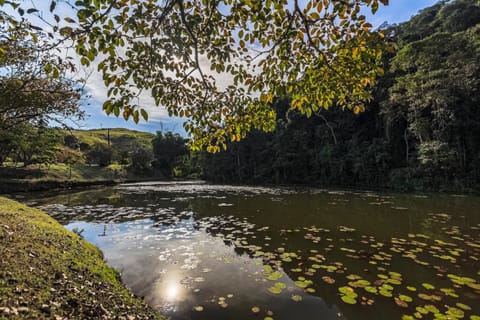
(70, 128, 154, 150)
(0, 163, 128, 182)
(40, 163, 128, 181)
(0, 197, 163, 319)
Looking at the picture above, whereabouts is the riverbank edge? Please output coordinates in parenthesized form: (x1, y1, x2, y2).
(0, 197, 164, 319)
(0, 178, 170, 194)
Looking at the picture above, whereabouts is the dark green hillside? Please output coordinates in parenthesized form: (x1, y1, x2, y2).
(203, 0, 480, 192)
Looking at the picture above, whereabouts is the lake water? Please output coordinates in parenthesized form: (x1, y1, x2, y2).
(26, 181, 480, 320)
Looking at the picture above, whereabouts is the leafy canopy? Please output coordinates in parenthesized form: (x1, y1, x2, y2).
(0, 10, 82, 131)
(1, 0, 388, 151)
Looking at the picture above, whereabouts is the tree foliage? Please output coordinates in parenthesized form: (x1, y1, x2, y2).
(1, 0, 388, 151)
(0, 11, 82, 131)
(152, 131, 188, 178)
(204, 0, 480, 191)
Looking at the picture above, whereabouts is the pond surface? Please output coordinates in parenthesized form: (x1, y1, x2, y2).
(25, 181, 480, 320)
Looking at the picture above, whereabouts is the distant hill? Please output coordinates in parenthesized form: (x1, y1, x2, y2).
(66, 128, 154, 152)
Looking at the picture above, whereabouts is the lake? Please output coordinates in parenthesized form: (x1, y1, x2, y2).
(25, 181, 480, 320)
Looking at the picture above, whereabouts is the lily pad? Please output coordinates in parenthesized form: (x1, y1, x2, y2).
(341, 295, 357, 304)
(268, 286, 282, 294)
(455, 303, 471, 311)
(399, 294, 412, 302)
(291, 295, 303, 302)
(422, 283, 435, 290)
(365, 286, 378, 294)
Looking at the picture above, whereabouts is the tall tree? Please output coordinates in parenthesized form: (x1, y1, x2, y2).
(152, 132, 188, 178)
(0, 13, 82, 130)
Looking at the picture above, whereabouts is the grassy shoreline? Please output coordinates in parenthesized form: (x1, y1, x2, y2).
(0, 197, 164, 319)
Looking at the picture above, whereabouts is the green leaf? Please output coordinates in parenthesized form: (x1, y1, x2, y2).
(140, 109, 148, 121)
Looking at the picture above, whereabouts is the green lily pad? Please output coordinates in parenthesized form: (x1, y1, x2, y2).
(387, 279, 401, 285)
(379, 289, 393, 297)
(275, 282, 287, 289)
(399, 294, 412, 302)
(341, 295, 357, 304)
(455, 303, 471, 311)
(294, 280, 312, 288)
(466, 283, 480, 290)
(365, 286, 378, 294)
(416, 307, 428, 315)
(268, 286, 282, 294)
(446, 307, 464, 318)
(422, 283, 435, 290)
(267, 271, 283, 281)
(291, 295, 303, 302)
(338, 286, 353, 295)
(424, 305, 440, 313)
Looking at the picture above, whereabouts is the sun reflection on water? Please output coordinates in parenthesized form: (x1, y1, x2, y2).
(165, 283, 179, 300)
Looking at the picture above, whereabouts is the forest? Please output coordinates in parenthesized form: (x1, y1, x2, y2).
(204, 0, 480, 192)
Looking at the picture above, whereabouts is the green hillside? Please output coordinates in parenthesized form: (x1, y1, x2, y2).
(68, 128, 154, 151)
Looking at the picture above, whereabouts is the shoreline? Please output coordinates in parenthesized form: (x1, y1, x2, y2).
(0, 197, 164, 319)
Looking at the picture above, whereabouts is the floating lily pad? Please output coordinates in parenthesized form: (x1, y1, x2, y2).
(446, 307, 464, 318)
(194, 306, 204, 312)
(422, 283, 435, 290)
(365, 286, 378, 294)
(341, 295, 357, 304)
(424, 305, 440, 313)
(268, 286, 282, 294)
(455, 303, 471, 311)
(379, 289, 393, 297)
(291, 295, 303, 302)
(399, 294, 412, 302)
(267, 271, 283, 281)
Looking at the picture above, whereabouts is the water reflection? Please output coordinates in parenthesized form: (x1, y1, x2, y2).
(27, 182, 480, 320)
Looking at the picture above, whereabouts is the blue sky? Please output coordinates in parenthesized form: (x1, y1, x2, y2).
(75, 0, 439, 135)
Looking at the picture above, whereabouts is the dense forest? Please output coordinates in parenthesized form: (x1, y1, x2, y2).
(203, 0, 480, 192)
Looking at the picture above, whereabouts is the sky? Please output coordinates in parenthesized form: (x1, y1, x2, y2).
(18, 0, 441, 135)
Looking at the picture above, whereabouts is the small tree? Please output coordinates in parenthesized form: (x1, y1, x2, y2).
(86, 143, 113, 167)
(129, 147, 153, 174)
(56, 147, 85, 179)
(152, 132, 187, 178)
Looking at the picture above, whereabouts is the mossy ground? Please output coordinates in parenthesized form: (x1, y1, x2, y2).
(0, 197, 163, 319)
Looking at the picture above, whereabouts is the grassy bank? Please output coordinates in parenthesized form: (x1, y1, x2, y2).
(0, 197, 163, 319)
(0, 164, 164, 193)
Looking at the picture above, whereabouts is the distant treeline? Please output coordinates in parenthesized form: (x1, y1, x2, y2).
(203, 0, 480, 192)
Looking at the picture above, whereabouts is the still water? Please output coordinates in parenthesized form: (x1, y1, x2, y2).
(26, 181, 480, 320)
